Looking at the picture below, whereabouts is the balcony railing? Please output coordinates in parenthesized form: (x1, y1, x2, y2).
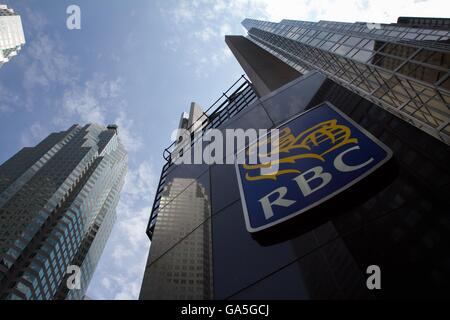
(146, 75, 258, 240)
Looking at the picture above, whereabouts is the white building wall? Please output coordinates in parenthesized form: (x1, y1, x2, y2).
(0, 4, 25, 67)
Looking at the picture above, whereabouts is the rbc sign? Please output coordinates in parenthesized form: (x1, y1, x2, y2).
(235, 102, 393, 233)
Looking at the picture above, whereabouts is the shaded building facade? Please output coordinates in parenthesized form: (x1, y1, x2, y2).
(140, 177, 213, 299)
(140, 17, 450, 300)
(0, 124, 127, 300)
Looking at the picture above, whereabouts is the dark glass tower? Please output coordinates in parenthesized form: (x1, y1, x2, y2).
(140, 177, 213, 299)
(140, 78, 258, 300)
(0, 124, 127, 300)
(140, 17, 450, 300)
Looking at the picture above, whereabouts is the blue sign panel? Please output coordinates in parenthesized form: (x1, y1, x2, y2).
(235, 102, 393, 233)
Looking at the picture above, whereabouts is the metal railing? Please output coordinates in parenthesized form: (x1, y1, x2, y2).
(146, 75, 258, 240)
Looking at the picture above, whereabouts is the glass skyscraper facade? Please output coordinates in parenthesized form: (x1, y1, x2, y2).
(140, 177, 213, 299)
(140, 78, 258, 300)
(0, 4, 25, 68)
(140, 16, 450, 299)
(0, 124, 127, 300)
(241, 17, 449, 144)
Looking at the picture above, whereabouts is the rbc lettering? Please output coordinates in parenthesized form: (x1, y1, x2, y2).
(235, 102, 392, 233)
(258, 145, 374, 219)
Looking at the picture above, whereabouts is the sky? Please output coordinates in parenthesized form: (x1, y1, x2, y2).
(0, 0, 448, 300)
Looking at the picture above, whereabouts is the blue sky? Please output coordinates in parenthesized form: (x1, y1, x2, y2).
(0, 0, 446, 300)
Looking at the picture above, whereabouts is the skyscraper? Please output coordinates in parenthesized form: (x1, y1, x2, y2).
(139, 103, 217, 300)
(0, 124, 127, 300)
(227, 17, 450, 144)
(140, 80, 258, 300)
(139, 177, 213, 299)
(0, 4, 25, 68)
(140, 16, 450, 299)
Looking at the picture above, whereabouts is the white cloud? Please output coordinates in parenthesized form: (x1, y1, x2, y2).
(23, 34, 79, 94)
(159, 0, 257, 78)
(114, 111, 143, 153)
(163, 36, 182, 52)
(219, 23, 232, 37)
(111, 244, 133, 262)
(121, 162, 157, 204)
(17, 9, 80, 110)
(113, 279, 141, 300)
(170, 0, 197, 24)
(194, 26, 217, 42)
(262, 0, 446, 23)
(20, 122, 48, 147)
(116, 207, 151, 252)
(98, 273, 141, 300)
(61, 86, 106, 125)
(0, 85, 21, 114)
(101, 277, 112, 290)
(23, 6, 49, 34)
(15, 6, 144, 155)
(205, 0, 448, 23)
(0, 104, 12, 113)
